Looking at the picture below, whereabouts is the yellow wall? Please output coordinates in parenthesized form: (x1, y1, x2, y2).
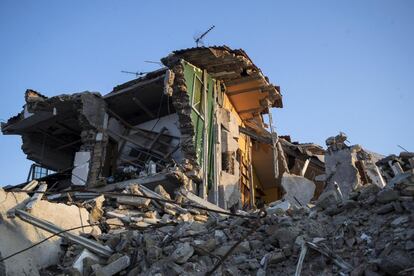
(263, 187, 279, 203)
(222, 92, 279, 205)
(252, 166, 279, 203)
(222, 93, 249, 160)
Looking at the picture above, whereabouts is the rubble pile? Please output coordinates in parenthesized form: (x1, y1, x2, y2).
(376, 152, 414, 189)
(35, 175, 414, 276)
(0, 45, 413, 275)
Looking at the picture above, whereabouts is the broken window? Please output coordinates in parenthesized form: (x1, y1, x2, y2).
(192, 75, 205, 117)
(27, 163, 52, 181)
(222, 151, 235, 174)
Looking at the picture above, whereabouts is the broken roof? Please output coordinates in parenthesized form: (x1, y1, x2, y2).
(104, 68, 172, 125)
(162, 45, 282, 108)
(101, 46, 283, 131)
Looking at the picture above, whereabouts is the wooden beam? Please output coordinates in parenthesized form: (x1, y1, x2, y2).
(267, 107, 279, 178)
(226, 85, 272, 96)
(55, 139, 82, 151)
(132, 97, 156, 119)
(224, 74, 262, 86)
(116, 128, 130, 157)
(108, 129, 167, 161)
(106, 108, 134, 129)
(239, 126, 272, 144)
(201, 69, 209, 200)
(105, 74, 165, 98)
(164, 143, 180, 159)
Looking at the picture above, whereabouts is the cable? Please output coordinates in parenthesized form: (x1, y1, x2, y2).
(39, 133, 47, 169)
(0, 189, 266, 268)
(0, 220, 177, 263)
(0, 223, 99, 263)
(150, 92, 165, 132)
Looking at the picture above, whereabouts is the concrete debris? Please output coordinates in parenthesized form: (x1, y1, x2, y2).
(325, 132, 363, 198)
(5, 176, 401, 275)
(93, 255, 130, 276)
(267, 200, 291, 216)
(72, 249, 101, 275)
(1, 47, 413, 275)
(171, 242, 194, 264)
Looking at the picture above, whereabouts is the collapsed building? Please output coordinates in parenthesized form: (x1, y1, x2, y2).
(1, 46, 324, 209)
(1, 46, 413, 276)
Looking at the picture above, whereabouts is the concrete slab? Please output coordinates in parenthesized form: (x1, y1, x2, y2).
(94, 255, 130, 276)
(325, 148, 361, 198)
(180, 188, 228, 217)
(72, 249, 101, 274)
(281, 173, 316, 207)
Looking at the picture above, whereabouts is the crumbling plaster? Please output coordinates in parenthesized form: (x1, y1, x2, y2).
(0, 188, 97, 276)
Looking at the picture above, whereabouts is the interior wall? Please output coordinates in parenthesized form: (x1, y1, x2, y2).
(136, 113, 183, 162)
(222, 93, 253, 207)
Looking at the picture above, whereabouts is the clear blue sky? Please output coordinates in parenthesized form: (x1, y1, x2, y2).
(1, 1, 413, 186)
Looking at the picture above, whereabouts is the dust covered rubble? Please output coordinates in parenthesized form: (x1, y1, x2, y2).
(37, 176, 414, 276)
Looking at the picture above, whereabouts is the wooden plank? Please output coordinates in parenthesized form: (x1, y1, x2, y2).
(224, 74, 262, 86)
(226, 85, 272, 96)
(239, 126, 272, 144)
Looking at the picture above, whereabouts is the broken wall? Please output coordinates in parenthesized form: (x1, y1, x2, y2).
(216, 93, 248, 209)
(168, 60, 216, 197)
(1, 91, 109, 188)
(0, 189, 96, 276)
(324, 133, 387, 198)
(325, 145, 361, 198)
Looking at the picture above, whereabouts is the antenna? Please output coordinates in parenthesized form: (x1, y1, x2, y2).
(121, 70, 149, 78)
(397, 144, 409, 152)
(145, 60, 163, 67)
(194, 25, 215, 47)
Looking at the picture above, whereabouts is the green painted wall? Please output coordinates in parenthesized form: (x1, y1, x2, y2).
(182, 60, 215, 189)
